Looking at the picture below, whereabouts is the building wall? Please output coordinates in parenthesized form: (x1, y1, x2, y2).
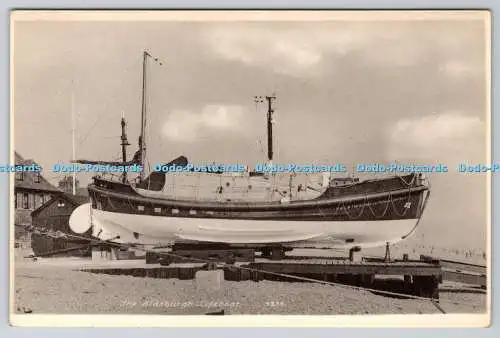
(32, 198, 76, 234)
(30, 197, 91, 257)
(14, 152, 61, 227)
(14, 188, 55, 226)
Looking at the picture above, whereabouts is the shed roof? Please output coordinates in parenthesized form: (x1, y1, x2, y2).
(31, 191, 89, 217)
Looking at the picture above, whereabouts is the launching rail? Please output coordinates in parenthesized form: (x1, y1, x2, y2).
(25, 230, 487, 301)
(142, 247, 443, 299)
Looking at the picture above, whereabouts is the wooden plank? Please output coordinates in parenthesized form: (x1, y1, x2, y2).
(248, 262, 442, 276)
(440, 260, 486, 275)
(442, 269, 486, 288)
(171, 249, 255, 263)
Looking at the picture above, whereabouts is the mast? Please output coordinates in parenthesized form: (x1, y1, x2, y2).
(71, 82, 76, 195)
(265, 95, 276, 162)
(139, 51, 148, 181)
(139, 50, 162, 181)
(120, 112, 130, 183)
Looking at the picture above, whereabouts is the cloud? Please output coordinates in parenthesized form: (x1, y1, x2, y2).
(202, 25, 412, 76)
(387, 112, 486, 163)
(203, 21, 486, 78)
(201, 25, 404, 77)
(203, 27, 326, 77)
(162, 105, 247, 142)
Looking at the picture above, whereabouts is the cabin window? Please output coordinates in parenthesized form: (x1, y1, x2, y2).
(154, 207, 161, 213)
(189, 210, 197, 215)
(15, 172, 23, 181)
(138, 205, 145, 211)
(33, 172, 41, 183)
(205, 210, 214, 215)
(172, 208, 179, 214)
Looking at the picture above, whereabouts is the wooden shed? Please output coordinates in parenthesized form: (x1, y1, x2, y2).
(30, 192, 91, 256)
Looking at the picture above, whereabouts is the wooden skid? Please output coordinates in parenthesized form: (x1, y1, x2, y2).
(420, 255, 487, 288)
(139, 250, 443, 299)
(247, 260, 442, 276)
(442, 270, 486, 288)
(146, 249, 255, 264)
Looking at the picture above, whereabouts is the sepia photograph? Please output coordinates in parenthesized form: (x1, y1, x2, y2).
(9, 10, 491, 327)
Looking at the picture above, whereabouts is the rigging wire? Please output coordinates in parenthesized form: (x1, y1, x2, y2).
(78, 114, 116, 147)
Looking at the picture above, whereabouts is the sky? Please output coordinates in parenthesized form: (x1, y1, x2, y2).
(12, 11, 490, 250)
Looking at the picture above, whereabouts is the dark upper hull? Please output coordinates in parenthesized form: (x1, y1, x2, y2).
(88, 173, 429, 222)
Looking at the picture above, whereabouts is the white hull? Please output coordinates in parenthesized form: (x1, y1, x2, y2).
(70, 203, 419, 248)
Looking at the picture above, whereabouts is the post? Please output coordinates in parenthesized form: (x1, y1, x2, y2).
(120, 113, 130, 183)
(384, 242, 391, 262)
(349, 246, 362, 262)
(265, 96, 276, 162)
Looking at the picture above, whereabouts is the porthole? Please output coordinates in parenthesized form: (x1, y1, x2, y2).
(154, 207, 161, 213)
(189, 210, 197, 215)
(138, 205, 145, 211)
(172, 208, 179, 214)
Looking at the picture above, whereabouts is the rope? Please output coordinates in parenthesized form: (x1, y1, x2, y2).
(390, 189, 413, 217)
(107, 196, 116, 211)
(367, 193, 392, 218)
(89, 201, 93, 232)
(398, 173, 417, 187)
(342, 196, 366, 220)
(401, 189, 431, 240)
(126, 196, 136, 211)
(334, 200, 343, 215)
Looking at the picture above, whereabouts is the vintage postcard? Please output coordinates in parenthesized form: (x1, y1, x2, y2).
(9, 10, 491, 327)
